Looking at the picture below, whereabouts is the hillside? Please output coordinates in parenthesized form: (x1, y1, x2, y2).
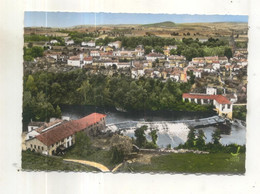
(142, 21, 176, 28)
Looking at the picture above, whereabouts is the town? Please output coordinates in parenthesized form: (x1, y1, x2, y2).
(22, 21, 247, 173)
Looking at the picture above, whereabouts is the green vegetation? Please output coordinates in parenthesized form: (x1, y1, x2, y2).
(109, 134, 133, 163)
(64, 147, 115, 169)
(177, 128, 246, 153)
(141, 21, 176, 28)
(23, 71, 214, 126)
(24, 46, 44, 61)
(233, 105, 247, 121)
(134, 125, 158, 149)
(72, 132, 93, 157)
(22, 150, 96, 171)
(120, 152, 245, 174)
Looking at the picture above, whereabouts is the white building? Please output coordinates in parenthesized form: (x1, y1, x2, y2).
(50, 40, 58, 44)
(82, 40, 95, 47)
(67, 56, 81, 67)
(65, 39, 74, 45)
(206, 87, 217, 95)
(90, 51, 100, 57)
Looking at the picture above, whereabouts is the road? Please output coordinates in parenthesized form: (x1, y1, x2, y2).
(63, 159, 110, 172)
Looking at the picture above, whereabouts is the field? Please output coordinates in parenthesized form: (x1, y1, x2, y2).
(118, 153, 245, 174)
(24, 21, 248, 40)
(22, 151, 97, 171)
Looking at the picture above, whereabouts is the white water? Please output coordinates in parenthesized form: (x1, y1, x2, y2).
(105, 120, 246, 148)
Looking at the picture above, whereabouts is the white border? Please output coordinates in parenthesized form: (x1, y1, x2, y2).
(1, 0, 260, 193)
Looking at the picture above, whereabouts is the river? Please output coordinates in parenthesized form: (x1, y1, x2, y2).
(61, 105, 246, 148)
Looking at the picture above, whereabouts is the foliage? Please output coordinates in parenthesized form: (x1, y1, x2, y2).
(134, 125, 148, 148)
(23, 71, 214, 127)
(212, 129, 221, 145)
(196, 130, 206, 149)
(186, 128, 196, 148)
(24, 46, 44, 61)
(149, 129, 158, 145)
(73, 131, 93, 157)
(109, 134, 133, 163)
(178, 129, 246, 154)
(233, 105, 247, 121)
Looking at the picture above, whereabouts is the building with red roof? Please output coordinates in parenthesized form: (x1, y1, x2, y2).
(182, 93, 233, 119)
(24, 113, 106, 155)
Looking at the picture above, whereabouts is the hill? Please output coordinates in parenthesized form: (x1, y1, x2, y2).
(142, 21, 176, 28)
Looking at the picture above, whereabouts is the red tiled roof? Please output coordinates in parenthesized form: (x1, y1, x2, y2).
(35, 113, 106, 146)
(182, 93, 231, 104)
(84, 57, 93, 61)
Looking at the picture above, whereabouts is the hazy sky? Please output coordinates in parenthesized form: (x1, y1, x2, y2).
(25, 12, 248, 27)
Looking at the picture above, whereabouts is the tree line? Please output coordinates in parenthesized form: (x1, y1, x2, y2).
(23, 70, 214, 126)
(177, 128, 246, 153)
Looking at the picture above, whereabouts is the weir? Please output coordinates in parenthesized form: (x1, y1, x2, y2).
(106, 116, 226, 131)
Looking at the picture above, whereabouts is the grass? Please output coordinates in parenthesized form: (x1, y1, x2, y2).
(63, 147, 116, 170)
(22, 151, 97, 172)
(119, 153, 245, 174)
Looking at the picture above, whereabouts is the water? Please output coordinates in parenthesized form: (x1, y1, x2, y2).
(61, 105, 246, 148)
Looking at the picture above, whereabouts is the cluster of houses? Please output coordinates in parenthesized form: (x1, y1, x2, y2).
(23, 113, 106, 155)
(39, 38, 248, 83)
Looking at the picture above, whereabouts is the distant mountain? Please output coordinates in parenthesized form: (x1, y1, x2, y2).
(142, 21, 176, 28)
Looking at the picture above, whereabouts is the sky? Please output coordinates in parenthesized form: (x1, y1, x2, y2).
(24, 12, 248, 27)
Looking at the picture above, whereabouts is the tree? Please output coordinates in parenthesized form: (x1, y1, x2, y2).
(110, 134, 132, 163)
(25, 75, 37, 93)
(170, 49, 177, 55)
(149, 129, 158, 145)
(74, 131, 92, 157)
(196, 130, 206, 149)
(186, 128, 196, 148)
(55, 105, 62, 118)
(134, 125, 148, 148)
(154, 46, 163, 54)
(77, 80, 92, 104)
(224, 47, 233, 59)
(144, 46, 152, 54)
(212, 129, 221, 145)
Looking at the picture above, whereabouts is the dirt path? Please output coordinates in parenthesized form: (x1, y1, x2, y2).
(64, 159, 110, 172)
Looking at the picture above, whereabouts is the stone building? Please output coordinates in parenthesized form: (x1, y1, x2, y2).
(24, 113, 106, 155)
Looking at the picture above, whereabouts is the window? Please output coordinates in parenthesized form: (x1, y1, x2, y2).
(38, 146, 40, 149)
(227, 104, 231, 109)
(34, 145, 36, 149)
(30, 144, 32, 148)
(42, 147, 44, 150)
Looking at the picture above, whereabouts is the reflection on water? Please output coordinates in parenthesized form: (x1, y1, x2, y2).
(61, 105, 246, 148)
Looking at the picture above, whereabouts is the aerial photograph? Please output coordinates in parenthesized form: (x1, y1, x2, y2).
(22, 12, 248, 174)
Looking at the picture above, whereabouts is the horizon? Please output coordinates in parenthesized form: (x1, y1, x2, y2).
(25, 12, 248, 28)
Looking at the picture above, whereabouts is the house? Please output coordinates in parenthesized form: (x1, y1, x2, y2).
(182, 93, 233, 119)
(50, 40, 58, 44)
(117, 62, 131, 69)
(108, 41, 122, 49)
(45, 52, 62, 61)
(146, 53, 165, 61)
(24, 113, 106, 155)
(204, 64, 215, 73)
(83, 57, 93, 65)
(65, 39, 74, 46)
(67, 56, 81, 67)
(206, 87, 217, 95)
(81, 40, 95, 47)
(90, 50, 100, 57)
